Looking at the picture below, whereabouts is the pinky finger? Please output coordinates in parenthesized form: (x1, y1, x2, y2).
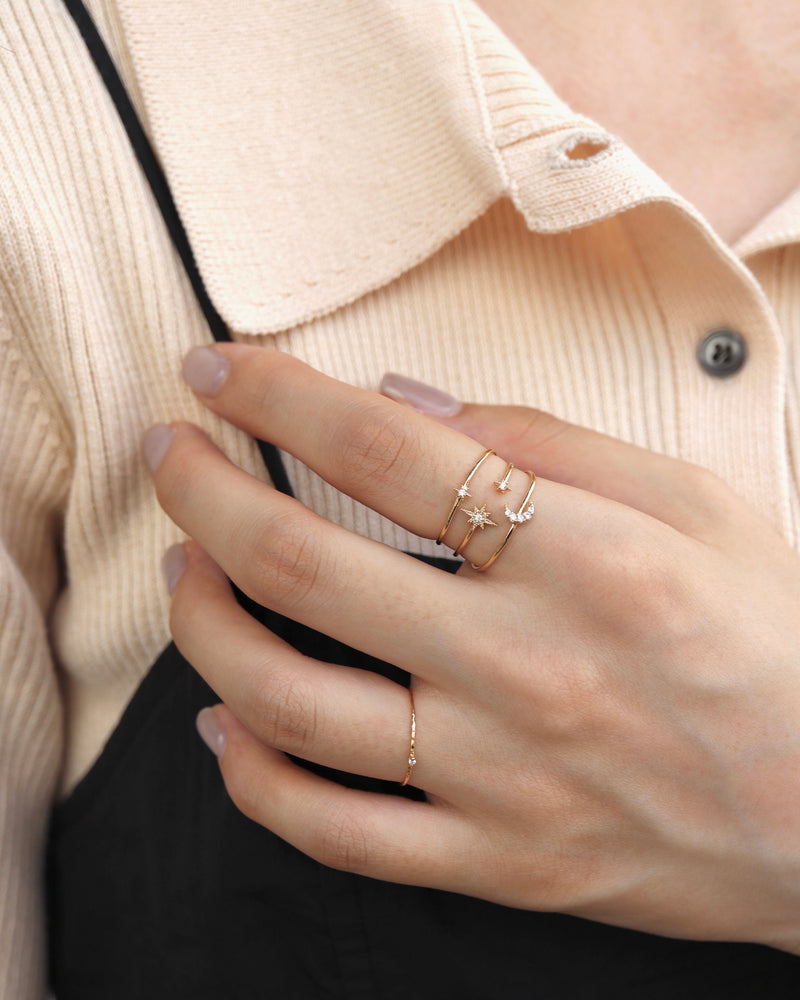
(199, 704, 470, 890)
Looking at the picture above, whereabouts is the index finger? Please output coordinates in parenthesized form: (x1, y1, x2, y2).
(181, 344, 557, 569)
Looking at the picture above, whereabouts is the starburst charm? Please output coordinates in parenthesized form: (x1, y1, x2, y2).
(462, 504, 497, 530)
(454, 483, 471, 500)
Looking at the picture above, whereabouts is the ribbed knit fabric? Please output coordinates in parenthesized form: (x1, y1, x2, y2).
(1, 2, 799, 996)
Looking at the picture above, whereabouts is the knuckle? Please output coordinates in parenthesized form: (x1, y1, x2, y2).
(683, 463, 743, 527)
(314, 809, 371, 872)
(246, 507, 328, 610)
(534, 654, 613, 744)
(326, 397, 418, 499)
(256, 673, 318, 756)
(579, 525, 678, 623)
(245, 351, 303, 415)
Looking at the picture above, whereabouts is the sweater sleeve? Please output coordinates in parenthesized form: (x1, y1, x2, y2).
(0, 316, 70, 999)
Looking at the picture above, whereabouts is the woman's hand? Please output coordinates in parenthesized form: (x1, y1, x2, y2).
(143, 344, 800, 952)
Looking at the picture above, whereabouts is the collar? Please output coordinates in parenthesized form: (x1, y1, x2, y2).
(735, 188, 800, 259)
(115, 0, 754, 335)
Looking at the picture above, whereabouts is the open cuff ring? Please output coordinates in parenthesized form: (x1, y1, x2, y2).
(435, 448, 494, 544)
(438, 450, 536, 570)
(471, 471, 536, 571)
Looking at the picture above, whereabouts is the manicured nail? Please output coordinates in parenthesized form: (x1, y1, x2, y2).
(141, 423, 175, 472)
(162, 543, 187, 594)
(196, 708, 227, 758)
(182, 346, 230, 397)
(380, 372, 462, 417)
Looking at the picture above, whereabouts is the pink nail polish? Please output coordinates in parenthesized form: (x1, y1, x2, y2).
(380, 373, 462, 417)
(182, 346, 230, 397)
(196, 708, 226, 758)
(162, 543, 187, 594)
(141, 423, 175, 473)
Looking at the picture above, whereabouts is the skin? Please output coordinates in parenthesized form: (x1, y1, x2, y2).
(478, 0, 800, 242)
(145, 343, 800, 952)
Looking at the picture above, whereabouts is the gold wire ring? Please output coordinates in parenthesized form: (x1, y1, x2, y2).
(453, 502, 498, 557)
(472, 471, 536, 572)
(401, 690, 417, 787)
(436, 448, 494, 544)
(493, 462, 514, 493)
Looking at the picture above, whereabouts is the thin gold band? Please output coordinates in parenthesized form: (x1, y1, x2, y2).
(401, 690, 416, 787)
(436, 449, 494, 544)
(472, 471, 536, 572)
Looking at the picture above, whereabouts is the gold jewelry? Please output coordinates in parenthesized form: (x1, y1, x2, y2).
(453, 503, 497, 557)
(493, 463, 514, 493)
(401, 690, 417, 787)
(436, 448, 494, 544)
(472, 472, 536, 572)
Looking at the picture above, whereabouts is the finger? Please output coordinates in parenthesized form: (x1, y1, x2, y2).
(170, 542, 423, 784)
(202, 702, 480, 893)
(434, 400, 743, 538)
(149, 425, 483, 675)
(178, 344, 562, 561)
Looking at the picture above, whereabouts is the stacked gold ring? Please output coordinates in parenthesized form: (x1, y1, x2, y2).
(437, 450, 537, 571)
(471, 472, 536, 572)
(435, 448, 494, 544)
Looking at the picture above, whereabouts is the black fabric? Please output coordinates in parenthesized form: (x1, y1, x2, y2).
(47, 583, 800, 999)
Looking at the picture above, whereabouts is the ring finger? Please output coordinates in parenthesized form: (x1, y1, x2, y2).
(171, 541, 438, 787)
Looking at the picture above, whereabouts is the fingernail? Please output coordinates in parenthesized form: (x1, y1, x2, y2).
(182, 346, 230, 397)
(141, 423, 175, 473)
(196, 708, 227, 758)
(162, 543, 187, 594)
(380, 373, 462, 417)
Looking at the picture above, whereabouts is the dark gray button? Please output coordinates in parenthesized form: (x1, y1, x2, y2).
(697, 328, 747, 377)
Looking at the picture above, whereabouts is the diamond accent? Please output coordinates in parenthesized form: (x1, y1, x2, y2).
(494, 466, 514, 493)
(504, 502, 534, 525)
(462, 504, 497, 529)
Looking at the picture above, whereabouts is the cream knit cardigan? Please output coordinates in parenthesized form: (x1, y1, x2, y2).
(2, 1, 800, 995)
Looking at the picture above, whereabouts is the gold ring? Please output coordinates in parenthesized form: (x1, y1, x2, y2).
(436, 448, 494, 544)
(453, 501, 498, 557)
(493, 462, 514, 493)
(400, 689, 416, 787)
(472, 471, 536, 572)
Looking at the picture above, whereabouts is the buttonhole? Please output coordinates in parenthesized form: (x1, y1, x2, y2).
(551, 131, 616, 168)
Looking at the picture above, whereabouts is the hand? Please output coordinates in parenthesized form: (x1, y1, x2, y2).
(143, 344, 800, 952)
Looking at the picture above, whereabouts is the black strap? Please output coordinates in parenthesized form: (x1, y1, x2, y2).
(62, 0, 294, 498)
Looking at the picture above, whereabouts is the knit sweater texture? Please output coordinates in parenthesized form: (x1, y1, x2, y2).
(2, 1, 800, 995)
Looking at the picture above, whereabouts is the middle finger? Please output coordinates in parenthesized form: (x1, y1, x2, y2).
(147, 420, 476, 681)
